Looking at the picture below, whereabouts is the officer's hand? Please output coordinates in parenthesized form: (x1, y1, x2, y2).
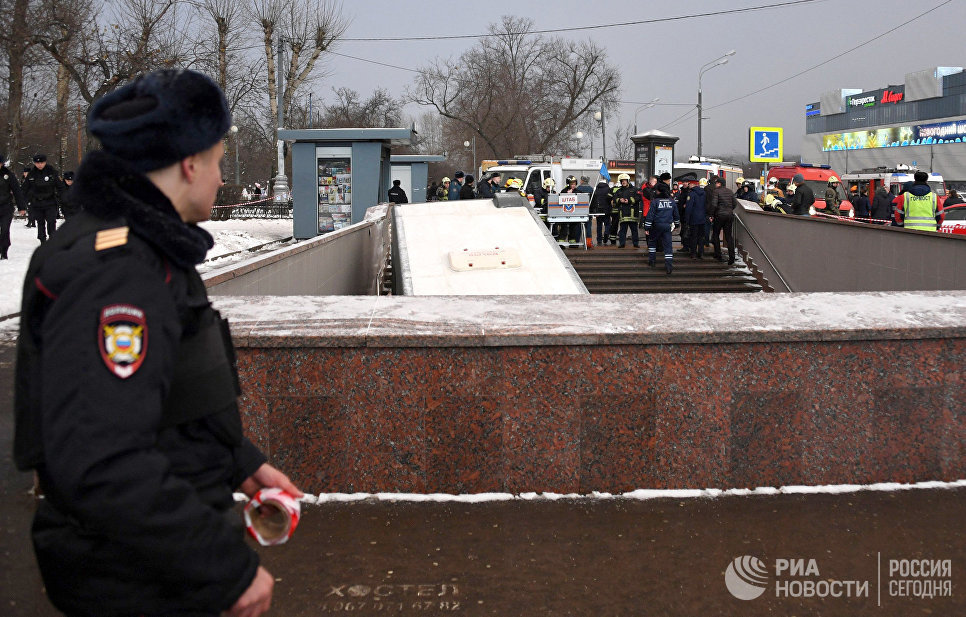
(18, 210, 25, 216)
(227, 566, 273, 617)
(240, 463, 304, 499)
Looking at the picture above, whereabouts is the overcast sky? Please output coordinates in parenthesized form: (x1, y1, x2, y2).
(315, 0, 961, 161)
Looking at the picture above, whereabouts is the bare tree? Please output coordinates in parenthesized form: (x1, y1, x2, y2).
(610, 123, 635, 160)
(33, 0, 187, 108)
(192, 0, 245, 91)
(409, 16, 620, 159)
(1, 0, 36, 161)
(315, 87, 402, 128)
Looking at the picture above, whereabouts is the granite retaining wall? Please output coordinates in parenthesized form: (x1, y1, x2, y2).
(215, 292, 966, 494)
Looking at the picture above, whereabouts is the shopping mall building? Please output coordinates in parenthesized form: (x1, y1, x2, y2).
(802, 66, 966, 185)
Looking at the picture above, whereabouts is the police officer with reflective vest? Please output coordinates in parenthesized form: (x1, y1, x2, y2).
(645, 176, 680, 274)
(22, 153, 63, 243)
(613, 173, 640, 248)
(14, 69, 301, 617)
(897, 170, 943, 231)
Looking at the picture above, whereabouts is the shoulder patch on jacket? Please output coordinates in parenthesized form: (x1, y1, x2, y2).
(99, 304, 147, 379)
(95, 226, 129, 251)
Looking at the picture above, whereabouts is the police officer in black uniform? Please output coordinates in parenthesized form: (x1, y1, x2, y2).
(387, 179, 408, 204)
(22, 152, 62, 242)
(20, 164, 34, 227)
(14, 69, 301, 617)
(60, 170, 81, 218)
(0, 153, 27, 258)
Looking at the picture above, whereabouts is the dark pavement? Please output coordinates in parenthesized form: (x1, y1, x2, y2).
(2, 339, 964, 617)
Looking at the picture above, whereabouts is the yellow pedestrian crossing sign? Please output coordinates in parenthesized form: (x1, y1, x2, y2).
(749, 127, 783, 163)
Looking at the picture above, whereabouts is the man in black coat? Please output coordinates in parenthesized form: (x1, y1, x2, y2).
(789, 173, 815, 216)
(0, 154, 27, 258)
(22, 153, 63, 243)
(459, 174, 476, 199)
(476, 171, 501, 199)
(14, 69, 301, 617)
(870, 185, 894, 223)
(387, 179, 408, 204)
(708, 175, 738, 264)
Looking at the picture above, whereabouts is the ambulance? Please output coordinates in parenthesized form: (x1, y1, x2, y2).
(841, 166, 947, 206)
(672, 156, 744, 192)
(481, 156, 605, 202)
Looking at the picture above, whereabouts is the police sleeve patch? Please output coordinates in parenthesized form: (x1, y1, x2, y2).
(99, 304, 148, 379)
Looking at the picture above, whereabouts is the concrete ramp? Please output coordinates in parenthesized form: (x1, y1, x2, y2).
(392, 196, 587, 295)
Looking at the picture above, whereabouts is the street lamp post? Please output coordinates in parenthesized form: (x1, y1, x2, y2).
(463, 137, 477, 177)
(697, 50, 735, 157)
(594, 110, 606, 161)
(230, 125, 240, 185)
(633, 97, 661, 134)
(575, 131, 584, 157)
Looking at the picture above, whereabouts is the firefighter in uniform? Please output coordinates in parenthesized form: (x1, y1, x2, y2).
(824, 175, 842, 217)
(14, 69, 301, 617)
(897, 170, 943, 231)
(613, 173, 640, 248)
(531, 176, 555, 231)
(22, 153, 63, 242)
(645, 178, 680, 274)
(0, 154, 27, 259)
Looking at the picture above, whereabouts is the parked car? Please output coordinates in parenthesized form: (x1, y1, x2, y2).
(939, 203, 966, 236)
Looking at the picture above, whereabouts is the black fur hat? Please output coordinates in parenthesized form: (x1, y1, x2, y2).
(88, 69, 230, 172)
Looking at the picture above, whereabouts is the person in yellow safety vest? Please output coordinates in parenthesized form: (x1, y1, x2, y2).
(613, 173, 640, 248)
(608, 181, 622, 244)
(436, 177, 451, 201)
(897, 170, 944, 231)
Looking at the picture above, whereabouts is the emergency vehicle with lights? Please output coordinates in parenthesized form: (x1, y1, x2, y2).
(481, 157, 605, 203)
(939, 203, 966, 235)
(841, 166, 947, 207)
(672, 156, 743, 192)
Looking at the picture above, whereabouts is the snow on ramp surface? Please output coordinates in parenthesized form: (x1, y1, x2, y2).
(394, 199, 585, 296)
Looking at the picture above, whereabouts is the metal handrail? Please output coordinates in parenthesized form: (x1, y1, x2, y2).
(733, 212, 794, 292)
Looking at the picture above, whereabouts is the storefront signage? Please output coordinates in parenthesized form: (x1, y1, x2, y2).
(822, 119, 966, 151)
(846, 87, 905, 111)
(805, 103, 820, 117)
(881, 89, 903, 104)
(848, 95, 876, 108)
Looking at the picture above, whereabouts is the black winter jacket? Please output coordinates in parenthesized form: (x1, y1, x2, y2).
(0, 165, 26, 211)
(23, 164, 62, 209)
(14, 150, 264, 617)
(870, 188, 893, 221)
(589, 181, 611, 215)
(709, 186, 738, 218)
(791, 183, 815, 216)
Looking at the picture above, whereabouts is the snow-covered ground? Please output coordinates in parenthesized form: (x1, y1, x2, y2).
(0, 216, 294, 322)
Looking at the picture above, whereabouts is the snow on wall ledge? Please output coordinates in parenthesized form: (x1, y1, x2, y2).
(217, 291, 966, 494)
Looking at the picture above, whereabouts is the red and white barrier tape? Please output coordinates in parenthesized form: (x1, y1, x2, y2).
(811, 211, 894, 225)
(212, 196, 277, 210)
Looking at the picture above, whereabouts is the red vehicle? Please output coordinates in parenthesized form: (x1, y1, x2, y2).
(765, 163, 854, 216)
(939, 203, 966, 236)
